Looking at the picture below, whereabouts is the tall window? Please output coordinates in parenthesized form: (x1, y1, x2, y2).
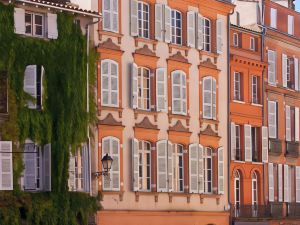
(252, 76, 258, 104)
(288, 15, 294, 35)
(138, 67, 150, 110)
(101, 60, 119, 107)
(252, 172, 258, 205)
(138, 1, 149, 38)
(203, 18, 211, 52)
(171, 10, 182, 45)
(203, 76, 216, 120)
(286, 57, 295, 89)
(234, 72, 242, 101)
(204, 147, 212, 193)
(138, 141, 151, 191)
(268, 50, 276, 85)
(233, 33, 239, 47)
(102, 0, 118, 33)
(250, 37, 255, 51)
(270, 8, 277, 29)
(25, 12, 44, 37)
(234, 170, 241, 206)
(268, 101, 278, 139)
(172, 70, 187, 115)
(251, 127, 258, 162)
(173, 144, 184, 192)
(235, 125, 241, 161)
(75, 153, 83, 191)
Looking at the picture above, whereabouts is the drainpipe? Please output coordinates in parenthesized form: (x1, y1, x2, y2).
(86, 18, 101, 196)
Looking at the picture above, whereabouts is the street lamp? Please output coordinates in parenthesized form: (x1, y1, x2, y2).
(94, 153, 113, 177)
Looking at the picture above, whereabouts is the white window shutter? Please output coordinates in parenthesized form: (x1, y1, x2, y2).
(102, 0, 111, 31)
(296, 166, 300, 203)
(218, 147, 224, 194)
(131, 63, 138, 109)
(244, 124, 252, 162)
(189, 144, 198, 193)
(24, 65, 37, 109)
(156, 68, 167, 112)
(42, 144, 51, 191)
(102, 137, 111, 190)
(282, 54, 288, 88)
(286, 105, 291, 142)
(0, 141, 13, 190)
(284, 165, 289, 202)
(261, 126, 269, 163)
(198, 144, 204, 193)
(112, 0, 118, 32)
(130, 0, 138, 37)
(81, 145, 90, 193)
(268, 50, 276, 85)
(181, 74, 187, 115)
(203, 77, 212, 119)
(197, 15, 204, 50)
(288, 15, 294, 35)
(296, 107, 299, 142)
(164, 5, 171, 43)
(155, 4, 163, 41)
(187, 11, 196, 48)
(132, 138, 139, 191)
(101, 61, 109, 106)
(40, 66, 45, 109)
(216, 18, 222, 54)
(278, 164, 283, 202)
(295, 57, 299, 91)
(47, 13, 58, 39)
(270, 8, 277, 29)
(268, 101, 277, 138)
(167, 141, 173, 192)
(110, 61, 119, 107)
(268, 163, 274, 202)
(14, 8, 25, 35)
(212, 78, 217, 120)
(157, 140, 168, 192)
(111, 138, 120, 190)
(68, 154, 76, 191)
(231, 122, 236, 161)
(24, 143, 37, 190)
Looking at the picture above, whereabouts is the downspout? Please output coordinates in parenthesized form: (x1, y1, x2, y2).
(86, 18, 101, 196)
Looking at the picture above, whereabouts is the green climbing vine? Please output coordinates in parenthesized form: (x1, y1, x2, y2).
(0, 3, 98, 224)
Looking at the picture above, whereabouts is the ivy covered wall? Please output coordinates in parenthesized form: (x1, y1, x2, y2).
(0, 3, 98, 224)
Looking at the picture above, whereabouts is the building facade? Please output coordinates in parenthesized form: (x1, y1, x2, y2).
(94, 0, 234, 224)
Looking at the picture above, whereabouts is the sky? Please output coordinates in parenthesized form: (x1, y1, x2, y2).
(71, 0, 91, 10)
(296, 0, 300, 12)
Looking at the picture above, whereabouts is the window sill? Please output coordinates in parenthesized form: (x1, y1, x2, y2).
(200, 193, 222, 205)
(200, 118, 219, 124)
(232, 100, 245, 104)
(98, 106, 123, 118)
(200, 51, 218, 64)
(134, 109, 158, 122)
(100, 190, 124, 201)
(168, 113, 190, 126)
(251, 103, 262, 107)
(233, 160, 246, 164)
(134, 37, 157, 50)
(168, 43, 190, 57)
(99, 30, 123, 44)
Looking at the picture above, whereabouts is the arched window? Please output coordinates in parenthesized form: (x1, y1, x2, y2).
(173, 144, 184, 192)
(204, 147, 212, 193)
(137, 67, 150, 110)
(252, 172, 258, 205)
(172, 70, 187, 115)
(234, 170, 241, 206)
(203, 76, 216, 120)
(138, 140, 151, 191)
(102, 136, 120, 191)
(101, 59, 119, 107)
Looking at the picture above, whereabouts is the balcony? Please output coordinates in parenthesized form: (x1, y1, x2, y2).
(287, 203, 300, 218)
(269, 139, 282, 156)
(285, 142, 299, 158)
(269, 202, 284, 218)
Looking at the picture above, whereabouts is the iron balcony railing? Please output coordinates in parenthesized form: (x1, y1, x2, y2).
(269, 139, 282, 155)
(285, 142, 299, 158)
(287, 203, 300, 218)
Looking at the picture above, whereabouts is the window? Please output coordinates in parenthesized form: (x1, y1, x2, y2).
(268, 50, 276, 85)
(25, 12, 44, 37)
(250, 37, 255, 51)
(102, 137, 120, 191)
(251, 127, 258, 162)
(252, 172, 258, 206)
(268, 163, 274, 202)
(138, 1, 149, 38)
(137, 67, 150, 110)
(235, 125, 241, 161)
(285, 106, 299, 143)
(171, 10, 182, 45)
(288, 15, 294, 35)
(203, 76, 217, 120)
(204, 147, 212, 193)
(234, 170, 241, 206)
(155, 4, 171, 43)
(0, 141, 13, 190)
(74, 153, 83, 191)
(102, 0, 118, 33)
(138, 141, 151, 191)
(101, 60, 119, 107)
(189, 144, 204, 194)
(233, 33, 239, 47)
(268, 101, 277, 139)
(252, 76, 259, 104)
(203, 18, 211, 52)
(234, 72, 242, 101)
(286, 57, 295, 89)
(172, 70, 187, 115)
(270, 8, 277, 29)
(173, 144, 184, 192)
(0, 71, 8, 114)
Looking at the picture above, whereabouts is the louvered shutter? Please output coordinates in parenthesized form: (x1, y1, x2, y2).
(198, 144, 204, 193)
(132, 138, 139, 191)
(82, 145, 90, 193)
(203, 77, 212, 119)
(295, 107, 299, 142)
(212, 78, 216, 120)
(231, 122, 236, 160)
(155, 4, 163, 41)
(284, 165, 290, 202)
(278, 164, 283, 202)
(40, 66, 44, 109)
(296, 166, 300, 203)
(102, 0, 111, 31)
(167, 141, 173, 192)
(43, 144, 51, 191)
(270, 8, 277, 28)
(216, 18, 222, 54)
(110, 61, 119, 106)
(172, 71, 181, 114)
(14, 8, 25, 35)
(282, 54, 288, 88)
(24, 65, 37, 109)
(187, 11, 196, 48)
(294, 57, 299, 91)
(181, 74, 187, 115)
(262, 126, 269, 163)
(268, 101, 277, 138)
(102, 138, 110, 190)
(268, 163, 274, 202)
(24, 143, 36, 190)
(244, 124, 252, 162)
(218, 147, 224, 194)
(189, 144, 198, 193)
(47, 13, 58, 39)
(101, 60, 109, 106)
(288, 15, 294, 35)
(197, 15, 204, 50)
(112, 0, 118, 32)
(157, 140, 168, 192)
(131, 63, 138, 109)
(130, 0, 138, 36)
(286, 105, 291, 142)
(164, 6, 171, 43)
(268, 50, 276, 85)
(156, 68, 167, 112)
(0, 141, 13, 190)
(68, 154, 76, 191)
(111, 138, 120, 191)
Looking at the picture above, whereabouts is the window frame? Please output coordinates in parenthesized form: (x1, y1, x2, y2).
(233, 32, 239, 47)
(250, 37, 255, 51)
(173, 144, 184, 193)
(204, 147, 212, 194)
(171, 70, 187, 115)
(171, 9, 182, 45)
(268, 101, 278, 139)
(252, 172, 258, 206)
(25, 11, 45, 38)
(203, 17, 211, 52)
(102, 0, 119, 33)
(234, 170, 241, 206)
(202, 76, 217, 120)
(137, 67, 151, 111)
(252, 75, 258, 104)
(270, 8, 277, 29)
(137, 1, 150, 39)
(234, 72, 242, 101)
(138, 140, 151, 192)
(268, 50, 276, 85)
(235, 125, 241, 161)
